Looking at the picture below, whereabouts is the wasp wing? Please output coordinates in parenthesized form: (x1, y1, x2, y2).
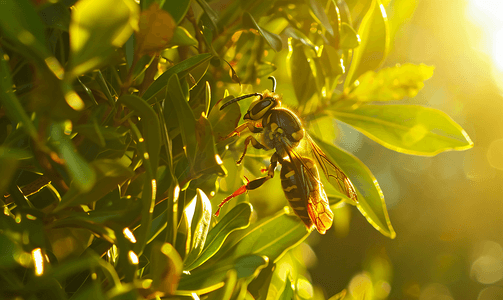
(280, 136, 334, 234)
(304, 134, 358, 203)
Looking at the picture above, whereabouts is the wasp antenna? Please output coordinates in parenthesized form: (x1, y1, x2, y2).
(268, 76, 277, 93)
(220, 93, 262, 110)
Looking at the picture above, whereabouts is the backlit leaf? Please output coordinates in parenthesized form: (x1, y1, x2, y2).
(243, 12, 282, 52)
(349, 63, 435, 101)
(311, 135, 396, 238)
(67, 0, 139, 78)
(329, 104, 474, 155)
(344, 0, 389, 88)
(184, 203, 252, 271)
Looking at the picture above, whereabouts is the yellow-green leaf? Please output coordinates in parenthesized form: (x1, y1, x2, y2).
(68, 0, 139, 78)
(349, 64, 435, 101)
(330, 104, 474, 156)
(344, 0, 389, 88)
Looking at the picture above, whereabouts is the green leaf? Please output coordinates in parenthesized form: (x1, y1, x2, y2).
(349, 64, 435, 101)
(284, 27, 316, 51)
(67, 0, 139, 79)
(168, 74, 198, 166)
(50, 217, 117, 243)
(279, 275, 294, 300)
(319, 45, 344, 79)
(118, 94, 161, 171)
(184, 189, 213, 264)
(206, 269, 237, 300)
(208, 95, 241, 141)
(344, 0, 389, 88)
(309, 0, 334, 36)
(39, 3, 71, 31)
(214, 211, 310, 266)
(184, 203, 252, 271)
(243, 12, 282, 52)
(162, 0, 190, 24)
(0, 148, 31, 197)
(55, 159, 133, 211)
(126, 121, 157, 256)
(0, 48, 38, 140)
(50, 121, 96, 193)
(310, 135, 396, 238)
(339, 22, 360, 49)
(150, 242, 183, 296)
(142, 53, 213, 101)
(193, 114, 227, 176)
(0, 0, 63, 77)
(287, 39, 316, 105)
(178, 254, 268, 293)
(330, 105, 474, 155)
(169, 26, 198, 47)
(195, 0, 219, 32)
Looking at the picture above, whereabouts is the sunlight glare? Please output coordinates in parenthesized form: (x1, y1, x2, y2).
(467, 0, 503, 73)
(32, 248, 44, 276)
(492, 29, 503, 72)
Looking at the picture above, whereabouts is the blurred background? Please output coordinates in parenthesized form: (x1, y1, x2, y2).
(306, 0, 503, 299)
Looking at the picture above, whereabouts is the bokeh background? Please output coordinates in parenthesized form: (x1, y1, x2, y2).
(306, 0, 503, 299)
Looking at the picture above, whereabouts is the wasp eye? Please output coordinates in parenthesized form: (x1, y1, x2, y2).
(251, 99, 273, 116)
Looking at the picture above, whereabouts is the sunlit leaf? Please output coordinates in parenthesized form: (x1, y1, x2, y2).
(339, 22, 360, 49)
(169, 26, 198, 47)
(142, 53, 212, 101)
(344, 0, 389, 88)
(67, 0, 139, 79)
(184, 203, 252, 271)
(348, 63, 435, 101)
(136, 3, 176, 56)
(243, 12, 282, 52)
(216, 211, 311, 265)
(284, 27, 316, 50)
(309, 0, 334, 36)
(178, 254, 268, 293)
(184, 189, 212, 264)
(278, 274, 294, 300)
(310, 135, 396, 238)
(329, 104, 474, 155)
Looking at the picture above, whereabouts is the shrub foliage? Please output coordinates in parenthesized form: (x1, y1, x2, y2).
(0, 0, 472, 299)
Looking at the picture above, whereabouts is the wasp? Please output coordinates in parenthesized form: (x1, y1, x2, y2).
(216, 77, 358, 234)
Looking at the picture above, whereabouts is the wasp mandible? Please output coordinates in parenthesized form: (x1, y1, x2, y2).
(216, 77, 358, 234)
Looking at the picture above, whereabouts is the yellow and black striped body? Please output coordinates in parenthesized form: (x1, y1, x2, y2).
(261, 107, 305, 158)
(280, 157, 334, 234)
(217, 77, 356, 234)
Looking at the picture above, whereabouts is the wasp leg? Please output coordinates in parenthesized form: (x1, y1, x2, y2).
(215, 153, 279, 216)
(236, 136, 268, 165)
(220, 123, 249, 141)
